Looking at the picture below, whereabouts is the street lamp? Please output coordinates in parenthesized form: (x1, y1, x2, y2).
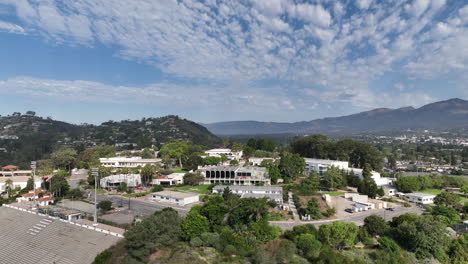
(91, 168, 99, 224)
(31, 161, 37, 209)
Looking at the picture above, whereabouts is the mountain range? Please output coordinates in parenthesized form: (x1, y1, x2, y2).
(203, 98, 468, 135)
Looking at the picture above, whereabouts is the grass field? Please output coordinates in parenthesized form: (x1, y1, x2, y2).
(419, 189, 443, 195)
(170, 185, 211, 194)
(322, 191, 345, 196)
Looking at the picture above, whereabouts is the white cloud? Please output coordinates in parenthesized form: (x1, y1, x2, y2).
(406, 0, 430, 17)
(0, 20, 24, 34)
(356, 0, 373, 10)
(0, 0, 466, 112)
(291, 4, 332, 27)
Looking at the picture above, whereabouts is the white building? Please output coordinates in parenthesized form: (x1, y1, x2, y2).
(205, 149, 243, 160)
(212, 185, 283, 203)
(405, 193, 436, 204)
(100, 174, 142, 188)
(344, 193, 369, 203)
(199, 165, 271, 185)
(99, 157, 161, 168)
(151, 173, 185, 186)
(0, 176, 41, 193)
(304, 158, 349, 175)
(151, 191, 199, 206)
(249, 157, 275, 166)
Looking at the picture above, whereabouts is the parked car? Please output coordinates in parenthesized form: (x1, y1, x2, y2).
(386, 207, 395, 211)
(345, 208, 355, 213)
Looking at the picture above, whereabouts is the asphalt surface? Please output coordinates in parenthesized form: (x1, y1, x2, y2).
(87, 192, 191, 217)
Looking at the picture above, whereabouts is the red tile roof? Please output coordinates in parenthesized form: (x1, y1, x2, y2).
(38, 197, 54, 201)
(2, 165, 18, 171)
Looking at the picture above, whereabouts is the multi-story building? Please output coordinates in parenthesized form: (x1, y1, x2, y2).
(198, 165, 270, 185)
(304, 158, 349, 175)
(100, 174, 141, 188)
(212, 185, 283, 203)
(99, 157, 161, 168)
(204, 149, 243, 160)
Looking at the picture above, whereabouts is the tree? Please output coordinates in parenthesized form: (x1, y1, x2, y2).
(140, 147, 153, 159)
(203, 156, 221, 166)
(318, 222, 359, 250)
(25, 177, 34, 191)
(250, 219, 281, 242)
(159, 140, 189, 168)
(449, 234, 468, 264)
(4, 178, 13, 198)
(358, 164, 382, 198)
(346, 170, 362, 188)
(394, 176, 421, 193)
(220, 153, 228, 164)
(363, 215, 388, 236)
(125, 208, 182, 263)
(185, 153, 203, 171)
(323, 166, 345, 190)
(431, 205, 461, 225)
(391, 214, 450, 260)
(434, 192, 461, 207)
(117, 182, 128, 193)
(49, 174, 70, 197)
(140, 164, 156, 186)
(266, 162, 281, 184)
(67, 188, 83, 199)
(50, 148, 77, 171)
(296, 233, 322, 260)
(181, 210, 210, 241)
(279, 152, 306, 183)
(231, 143, 243, 152)
(276, 239, 297, 263)
(97, 200, 112, 212)
(183, 172, 205, 186)
(304, 197, 322, 220)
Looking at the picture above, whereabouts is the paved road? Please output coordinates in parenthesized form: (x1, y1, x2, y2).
(68, 169, 89, 189)
(87, 192, 191, 217)
(270, 204, 424, 230)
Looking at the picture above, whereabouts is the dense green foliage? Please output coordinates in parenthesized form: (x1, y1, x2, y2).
(125, 208, 182, 263)
(291, 135, 383, 170)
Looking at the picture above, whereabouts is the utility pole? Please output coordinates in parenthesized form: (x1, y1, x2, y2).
(31, 161, 37, 209)
(91, 168, 99, 224)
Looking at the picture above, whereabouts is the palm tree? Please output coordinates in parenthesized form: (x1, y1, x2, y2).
(4, 179, 13, 198)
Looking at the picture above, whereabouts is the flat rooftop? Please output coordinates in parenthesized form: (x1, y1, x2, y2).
(213, 185, 282, 191)
(0, 206, 121, 264)
(405, 192, 437, 198)
(152, 191, 199, 199)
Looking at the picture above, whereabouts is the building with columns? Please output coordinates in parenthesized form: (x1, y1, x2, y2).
(198, 165, 270, 185)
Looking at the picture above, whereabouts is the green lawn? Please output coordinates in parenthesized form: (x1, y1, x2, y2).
(170, 185, 211, 194)
(419, 189, 443, 195)
(172, 169, 188, 173)
(322, 191, 345, 196)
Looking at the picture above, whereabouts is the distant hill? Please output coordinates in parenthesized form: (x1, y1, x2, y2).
(0, 114, 220, 167)
(204, 98, 468, 135)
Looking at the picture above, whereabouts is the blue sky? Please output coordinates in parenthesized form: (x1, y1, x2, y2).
(0, 0, 467, 124)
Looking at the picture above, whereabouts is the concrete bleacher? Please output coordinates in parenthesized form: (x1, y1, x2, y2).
(0, 206, 121, 264)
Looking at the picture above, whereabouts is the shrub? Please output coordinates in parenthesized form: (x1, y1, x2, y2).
(190, 237, 203, 247)
(92, 249, 112, 264)
(97, 200, 112, 212)
(276, 240, 297, 263)
(151, 185, 164, 192)
(223, 245, 236, 256)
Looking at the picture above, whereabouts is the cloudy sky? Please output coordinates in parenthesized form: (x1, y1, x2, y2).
(0, 0, 467, 124)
